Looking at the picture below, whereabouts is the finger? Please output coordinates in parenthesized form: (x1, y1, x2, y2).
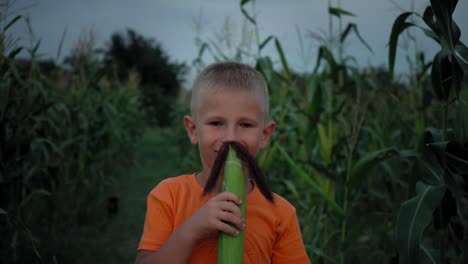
(216, 192, 242, 205)
(219, 201, 242, 218)
(216, 219, 241, 236)
(218, 210, 243, 230)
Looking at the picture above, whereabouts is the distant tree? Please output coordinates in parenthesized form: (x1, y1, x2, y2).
(104, 29, 186, 126)
(63, 28, 101, 76)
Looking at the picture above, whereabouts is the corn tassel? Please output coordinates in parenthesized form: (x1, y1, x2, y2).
(218, 146, 246, 264)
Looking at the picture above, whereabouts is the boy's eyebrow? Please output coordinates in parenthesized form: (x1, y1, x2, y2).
(239, 117, 259, 122)
(203, 114, 260, 122)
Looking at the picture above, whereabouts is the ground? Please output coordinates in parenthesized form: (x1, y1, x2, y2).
(78, 128, 184, 263)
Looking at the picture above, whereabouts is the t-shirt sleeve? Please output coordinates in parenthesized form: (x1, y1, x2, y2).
(272, 206, 310, 264)
(138, 180, 175, 251)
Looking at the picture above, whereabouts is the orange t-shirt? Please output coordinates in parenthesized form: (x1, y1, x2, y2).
(138, 174, 310, 264)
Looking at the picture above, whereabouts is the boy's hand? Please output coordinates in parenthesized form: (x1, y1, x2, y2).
(186, 192, 244, 241)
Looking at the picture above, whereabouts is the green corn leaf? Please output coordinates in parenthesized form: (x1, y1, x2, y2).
(19, 189, 52, 208)
(343, 211, 396, 249)
(455, 88, 468, 142)
(259, 36, 274, 51)
(274, 38, 291, 77)
(452, 57, 464, 98)
(328, 7, 355, 18)
(317, 123, 331, 162)
(340, 23, 373, 54)
(426, 141, 468, 197)
(454, 43, 468, 74)
(258, 141, 278, 172)
(424, 127, 445, 143)
(240, 0, 256, 25)
(313, 46, 337, 73)
(429, 0, 459, 50)
(0, 208, 7, 215)
(347, 147, 399, 189)
(0, 84, 10, 121)
(256, 56, 274, 83)
(305, 75, 323, 119)
(4, 15, 22, 31)
(420, 240, 438, 264)
(8, 47, 23, 59)
(388, 12, 416, 79)
(422, 6, 438, 34)
(415, 155, 443, 186)
(307, 246, 339, 264)
(397, 182, 445, 264)
(275, 142, 344, 217)
(195, 42, 209, 62)
(431, 49, 452, 101)
(32, 40, 41, 55)
(421, 27, 440, 44)
(283, 179, 300, 200)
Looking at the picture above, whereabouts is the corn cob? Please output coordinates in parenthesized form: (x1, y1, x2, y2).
(218, 145, 246, 264)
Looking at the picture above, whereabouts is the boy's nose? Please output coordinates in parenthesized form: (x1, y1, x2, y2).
(223, 128, 237, 142)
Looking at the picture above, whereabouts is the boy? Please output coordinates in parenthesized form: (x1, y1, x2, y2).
(136, 62, 310, 263)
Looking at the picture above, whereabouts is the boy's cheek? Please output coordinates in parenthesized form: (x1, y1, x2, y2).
(259, 137, 271, 149)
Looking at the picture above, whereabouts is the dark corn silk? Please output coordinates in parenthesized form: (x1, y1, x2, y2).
(203, 141, 274, 203)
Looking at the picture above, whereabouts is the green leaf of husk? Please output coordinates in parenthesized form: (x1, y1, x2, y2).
(219, 146, 245, 264)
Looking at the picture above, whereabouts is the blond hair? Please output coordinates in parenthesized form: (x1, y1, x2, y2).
(190, 62, 269, 118)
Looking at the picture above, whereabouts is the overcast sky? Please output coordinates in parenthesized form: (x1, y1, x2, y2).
(6, 0, 468, 84)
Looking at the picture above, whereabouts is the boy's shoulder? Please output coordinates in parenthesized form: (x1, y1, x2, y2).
(156, 173, 194, 185)
(251, 189, 297, 217)
(249, 191, 299, 229)
(149, 173, 197, 196)
(271, 192, 297, 213)
(272, 192, 295, 208)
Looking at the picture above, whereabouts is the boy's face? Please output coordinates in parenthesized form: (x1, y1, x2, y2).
(184, 88, 275, 177)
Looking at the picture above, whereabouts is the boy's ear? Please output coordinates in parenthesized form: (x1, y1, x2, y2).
(184, 115, 198, 144)
(260, 121, 276, 149)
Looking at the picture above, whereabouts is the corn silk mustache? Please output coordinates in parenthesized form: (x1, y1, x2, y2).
(202, 141, 274, 203)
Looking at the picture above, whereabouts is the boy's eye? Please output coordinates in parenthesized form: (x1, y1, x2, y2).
(209, 121, 222, 126)
(241, 123, 253, 128)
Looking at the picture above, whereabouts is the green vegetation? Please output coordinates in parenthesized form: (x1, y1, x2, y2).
(191, 0, 467, 263)
(1, 0, 467, 263)
(104, 29, 187, 126)
(0, 15, 187, 263)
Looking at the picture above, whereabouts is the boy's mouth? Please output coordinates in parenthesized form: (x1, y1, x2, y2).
(203, 141, 274, 203)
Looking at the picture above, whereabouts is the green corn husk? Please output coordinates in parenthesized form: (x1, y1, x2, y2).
(218, 146, 246, 264)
